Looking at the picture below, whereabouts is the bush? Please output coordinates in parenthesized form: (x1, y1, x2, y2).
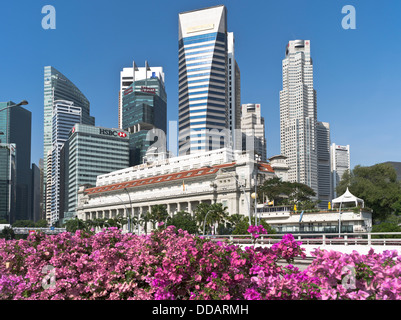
(1, 226, 401, 300)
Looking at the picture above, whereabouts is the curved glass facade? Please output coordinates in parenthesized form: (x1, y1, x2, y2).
(178, 6, 228, 155)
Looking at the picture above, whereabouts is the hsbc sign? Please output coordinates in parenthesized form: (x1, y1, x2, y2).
(99, 129, 127, 138)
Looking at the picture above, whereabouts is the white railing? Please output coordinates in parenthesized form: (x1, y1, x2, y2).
(12, 227, 67, 235)
(203, 232, 401, 247)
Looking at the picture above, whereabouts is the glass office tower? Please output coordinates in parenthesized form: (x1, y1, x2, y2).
(0, 101, 31, 223)
(122, 73, 167, 166)
(43, 66, 95, 216)
(48, 100, 82, 225)
(61, 124, 130, 222)
(178, 5, 228, 155)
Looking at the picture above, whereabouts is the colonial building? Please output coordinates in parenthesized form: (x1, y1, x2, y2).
(76, 148, 275, 233)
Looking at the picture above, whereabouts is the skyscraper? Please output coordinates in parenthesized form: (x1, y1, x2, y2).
(227, 32, 241, 151)
(119, 61, 165, 130)
(121, 61, 167, 165)
(178, 5, 229, 155)
(48, 100, 83, 225)
(316, 121, 332, 209)
(331, 144, 350, 198)
(240, 103, 267, 161)
(0, 102, 31, 223)
(43, 66, 95, 216)
(280, 40, 318, 195)
(61, 124, 130, 222)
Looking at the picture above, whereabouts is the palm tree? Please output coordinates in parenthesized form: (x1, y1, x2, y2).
(151, 204, 169, 226)
(208, 203, 228, 234)
(139, 211, 151, 234)
(194, 203, 229, 235)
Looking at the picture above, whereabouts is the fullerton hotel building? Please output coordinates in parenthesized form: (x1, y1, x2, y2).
(76, 148, 275, 232)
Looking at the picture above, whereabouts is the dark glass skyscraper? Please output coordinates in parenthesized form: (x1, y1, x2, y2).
(0, 102, 31, 223)
(122, 71, 167, 166)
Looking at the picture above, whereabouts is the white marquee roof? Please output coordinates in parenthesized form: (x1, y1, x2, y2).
(332, 187, 364, 208)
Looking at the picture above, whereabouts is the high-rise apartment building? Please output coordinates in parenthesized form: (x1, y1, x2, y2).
(0, 102, 31, 223)
(316, 121, 332, 209)
(240, 103, 267, 161)
(122, 62, 167, 166)
(280, 40, 318, 195)
(331, 144, 350, 198)
(60, 124, 130, 222)
(43, 66, 95, 216)
(178, 5, 229, 155)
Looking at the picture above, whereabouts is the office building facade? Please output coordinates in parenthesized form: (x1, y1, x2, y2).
(119, 61, 164, 129)
(316, 121, 332, 209)
(122, 64, 167, 166)
(47, 100, 83, 225)
(280, 40, 318, 195)
(227, 32, 241, 150)
(61, 124, 130, 222)
(0, 102, 31, 223)
(76, 148, 275, 233)
(240, 103, 267, 161)
(331, 144, 350, 198)
(178, 5, 229, 155)
(43, 66, 95, 216)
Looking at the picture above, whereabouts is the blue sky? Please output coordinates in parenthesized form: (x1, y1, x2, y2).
(0, 0, 400, 169)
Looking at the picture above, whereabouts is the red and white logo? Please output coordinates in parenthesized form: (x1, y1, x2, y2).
(118, 132, 127, 138)
(72, 127, 75, 133)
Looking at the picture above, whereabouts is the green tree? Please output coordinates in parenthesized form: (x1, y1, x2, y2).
(139, 211, 152, 234)
(167, 210, 197, 234)
(65, 218, 88, 233)
(258, 178, 317, 209)
(336, 163, 401, 222)
(12, 220, 36, 228)
(232, 215, 276, 235)
(35, 219, 48, 228)
(194, 203, 228, 235)
(224, 213, 244, 234)
(150, 204, 169, 226)
(0, 226, 15, 240)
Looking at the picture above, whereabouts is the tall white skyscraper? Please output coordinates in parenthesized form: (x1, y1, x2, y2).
(48, 100, 82, 225)
(331, 143, 350, 198)
(43, 66, 94, 217)
(280, 40, 318, 195)
(178, 5, 229, 155)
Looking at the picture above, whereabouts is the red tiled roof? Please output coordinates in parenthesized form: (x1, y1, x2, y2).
(85, 162, 236, 195)
(258, 162, 275, 173)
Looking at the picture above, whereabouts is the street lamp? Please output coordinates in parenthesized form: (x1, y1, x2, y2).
(115, 194, 130, 230)
(339, 199, 343, 237)
(203, 209, 213, 236)
(123, 188, 134, 233)
(0, 100, 29, 113)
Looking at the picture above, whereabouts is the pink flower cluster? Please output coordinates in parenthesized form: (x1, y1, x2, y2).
(271, 233, 306, 263)
(306, 248, 401, 300)
(247, 225, 267, 239)
(1, 226, 401, 300)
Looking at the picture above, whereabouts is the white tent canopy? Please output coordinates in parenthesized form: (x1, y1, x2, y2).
(332, 188, 364, 208)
